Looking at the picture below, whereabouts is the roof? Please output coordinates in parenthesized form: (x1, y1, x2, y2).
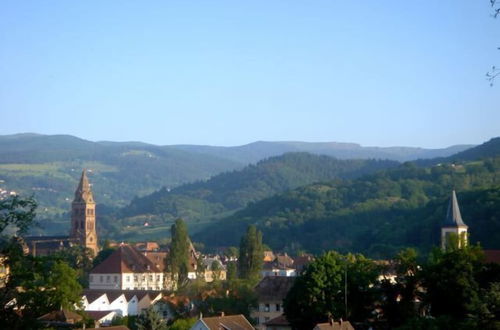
(314, 321, 355, 330)
(135, 242, 160, 251)
(142, 251, 168, 272)
(275, 254, 294, 268)
(73, 169, 94, 203)
(37, 310, 83, 322)
(484, 250, 500, 264)
(265, 314, 290, 326)
(199, 314, 254, 330)
(86, 327, 129, 330)
(293, 255, 314, 271)
(443, 190, 467, 227)
(85, 310, 116, 320)
(254, 276, 296, 301)
(83, 289, 160, 303)
(91, 244, 162, 274)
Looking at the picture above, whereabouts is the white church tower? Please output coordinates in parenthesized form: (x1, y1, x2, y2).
(441, 190, 468, 250)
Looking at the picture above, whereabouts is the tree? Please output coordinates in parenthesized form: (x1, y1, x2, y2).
(284, 251, 378, 329)
(238, 225, 263, 281)
(422, 246, 484, 320)
(135, 307, 167, 330)
(168, 218, 191, 286)
(0, 195, 37, 236)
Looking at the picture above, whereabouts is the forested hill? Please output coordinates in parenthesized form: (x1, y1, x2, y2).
(417, 137, 500, 166)
(0, 134, 242, 214)
(194, 157, 500, 258)
(117, 153, 399, 225)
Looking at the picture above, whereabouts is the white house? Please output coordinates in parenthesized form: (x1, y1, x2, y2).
(89, 244, 165, 290)
(81, 289, 162, 317)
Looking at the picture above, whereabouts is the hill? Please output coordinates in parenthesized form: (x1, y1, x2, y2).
(173, 141, 473, 164)
(0, 134, 243, 216)
(102, 153, 399, 240)
(193, 155, 500, 258)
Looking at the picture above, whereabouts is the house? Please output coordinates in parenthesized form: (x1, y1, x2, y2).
(313, 320, 355, 330)
(251, 277, 295, 330)
(37, 309, 83, 327)
(81, 289, 162, 316)
(202, 257, 227, 282)
(89, 244, 165, 290)
(86, 310, 117, 327)
(190, 314, 254, 330)
(261, 254, 297, 278)
(264, 314, 292, 330)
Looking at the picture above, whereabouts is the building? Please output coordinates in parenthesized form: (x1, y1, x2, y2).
(264, 314, 292, 330)
(24, 170, 99, 256)
(81, 289, 162, 316)
(252, 276, 295, 329)
(190, 314, 254, 330)
(441, 190, 468, 250)
(261, 254, 297, 278)
(313, 320, 354, 330)
(89, 244, 165, 291)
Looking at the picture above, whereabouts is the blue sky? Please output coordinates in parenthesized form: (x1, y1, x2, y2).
(0, 1, 498, 148)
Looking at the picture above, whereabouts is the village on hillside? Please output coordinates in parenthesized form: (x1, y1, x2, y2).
(2, 169, 500, 330)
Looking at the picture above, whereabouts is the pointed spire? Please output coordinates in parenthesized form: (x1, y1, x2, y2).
(74, 169, 94, 203)
(444, 190, 467, 227)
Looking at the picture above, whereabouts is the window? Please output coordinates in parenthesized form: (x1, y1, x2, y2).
(114, 276, 118, 283)
(106, 275, 110, 283)
(100, 276, 103, 283)
(156, 275, 161, 281)
(134, 275, 138, 281)
(264, 304, 270, 312)
(149, 275, 153, 281)
(89, 275, 93, 283)
(276, 304, 281, 312)
(126, 276, 130, 282)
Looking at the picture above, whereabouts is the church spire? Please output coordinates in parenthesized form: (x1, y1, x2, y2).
(74, 169, 94, 203)
(444, 190, 467, 227)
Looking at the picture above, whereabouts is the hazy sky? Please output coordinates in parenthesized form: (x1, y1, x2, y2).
(0, 1, 498, 148)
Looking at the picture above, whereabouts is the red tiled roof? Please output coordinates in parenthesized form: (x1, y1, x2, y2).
(91, 245, 162, 274)
(254, 276, 296, 301)
(37, 310, 83, 322)
(85, 310, 115, 320)
(200, 314, 253, 330)
(265, 314, 290, 326)
(314, 321, 355, 330)
(484, 250, 500, 264)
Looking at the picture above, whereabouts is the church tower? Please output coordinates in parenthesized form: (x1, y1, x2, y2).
(70, 170, 99, 256)
(441, 190, 468, 250)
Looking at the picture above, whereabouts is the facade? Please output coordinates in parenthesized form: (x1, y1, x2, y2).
(89, 244, 165, 290)
(441, 190, 468, 250)
(25, 169, 99, 256)
(190, 314, 254, 330)
(252, 276, 295, 329)
(81, 289, 162, 316)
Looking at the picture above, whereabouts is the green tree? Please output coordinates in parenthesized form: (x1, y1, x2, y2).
(0, 195, 37, 236)
(135, 307, 167, 330)
(168, 317, 197, 330)
(238, 225, 263, 281)
(423, 246, 484, 320)
(284, 251, 378, 329)
(169, 218, 191, 286)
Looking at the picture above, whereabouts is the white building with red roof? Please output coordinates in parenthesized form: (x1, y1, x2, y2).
(89, 244, 165, 290)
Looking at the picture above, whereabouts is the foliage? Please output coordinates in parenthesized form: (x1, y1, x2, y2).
(135, 307, 167, 330)
(168, 317, 197, 330)
(196, 156, 500, 258)
(238, 225, 263, 281)
(53, 245, 94, 286)
(169, 218, 191, 286)
(284, 251, 378, 329)
(0, 195, 37, 236)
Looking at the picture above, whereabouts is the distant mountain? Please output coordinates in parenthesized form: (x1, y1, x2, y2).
(416, 137, 500, 166)
(0, 134, 243, 215)
(173, 141, 474, 163)
(193, 156, 500, 258)
(118, 152, 398, 219)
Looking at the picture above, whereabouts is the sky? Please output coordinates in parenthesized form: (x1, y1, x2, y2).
(0, 1, 498, 148)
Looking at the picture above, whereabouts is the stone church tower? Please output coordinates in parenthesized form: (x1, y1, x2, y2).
(70, 170, 99, 256)
(441, 190, 468, 250)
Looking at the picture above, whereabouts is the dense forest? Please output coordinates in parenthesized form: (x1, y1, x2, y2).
(194, 155, 500, 258)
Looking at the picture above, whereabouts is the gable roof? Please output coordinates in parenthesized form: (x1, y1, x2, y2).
(91, 244, 162, 274)
(199, 314, 254, 330)
(254, 276, 296, 301)
(314, 321, 354, 330)
(443, 190, 467, 227)
(83, 289, 159, 303)
(37, 310, 83, 322)
(265, 314, 290, 326)
(85, 310, 116, 321)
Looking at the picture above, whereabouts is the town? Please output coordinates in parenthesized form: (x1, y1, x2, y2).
(2, 162, 500, 329)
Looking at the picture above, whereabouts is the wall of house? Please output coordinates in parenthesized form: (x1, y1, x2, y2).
(84, 294, 110, 311)
(121, 272, 164, 290)
(89, 273, 122, 290)
(252, 300, 284, 330)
